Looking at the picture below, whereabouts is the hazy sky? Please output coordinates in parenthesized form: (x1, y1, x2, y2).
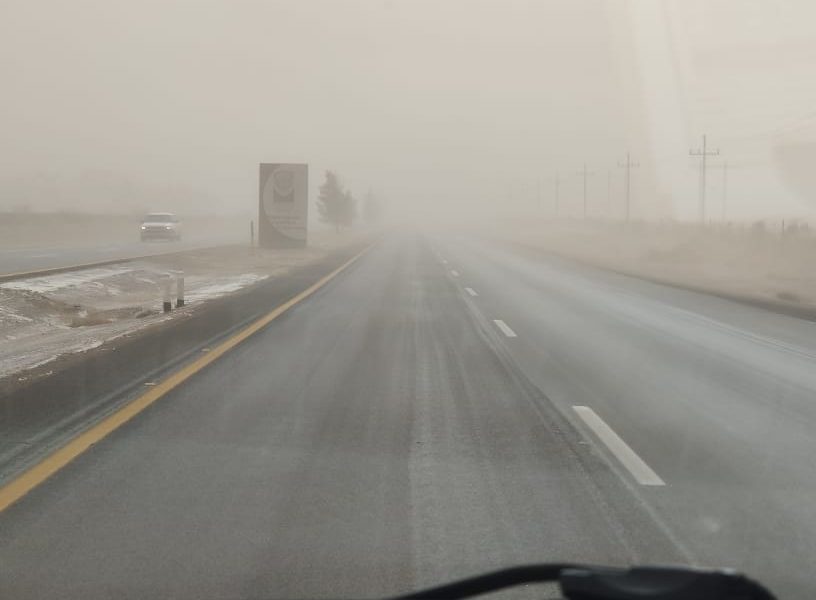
(3, 0, 815, 220)
(1, 0, 626, 216)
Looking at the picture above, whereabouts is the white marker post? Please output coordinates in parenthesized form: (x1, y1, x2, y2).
(163, 275, 172, 313)
(176, 271, 185, 307)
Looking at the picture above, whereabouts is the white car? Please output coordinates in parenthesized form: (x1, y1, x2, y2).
(140, 212, 182, 241)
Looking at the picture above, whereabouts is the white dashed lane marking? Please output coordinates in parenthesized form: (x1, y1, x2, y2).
(573, 406, 665, 486)
(465, 287, 478, 297)
(493, 319, 517, 338)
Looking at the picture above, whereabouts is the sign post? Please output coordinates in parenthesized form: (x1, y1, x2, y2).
(258, 163, 308, 248)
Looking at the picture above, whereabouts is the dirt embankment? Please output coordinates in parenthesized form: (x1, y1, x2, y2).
(494, 219, 816, 312)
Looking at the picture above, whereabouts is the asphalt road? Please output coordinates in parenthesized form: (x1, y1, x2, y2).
(1, 233, 812, 598)
(0, 233, 242, 276)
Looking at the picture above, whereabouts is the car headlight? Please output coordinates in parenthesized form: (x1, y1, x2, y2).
(165, 226, 172, 230)
(141, 225, 146, 230)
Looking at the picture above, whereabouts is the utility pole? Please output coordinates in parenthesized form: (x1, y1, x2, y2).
(577, 163, 594, 219)
(617, 151, 639, 222)
(689, 134, 720, 223)
(721, 161, 728, 222)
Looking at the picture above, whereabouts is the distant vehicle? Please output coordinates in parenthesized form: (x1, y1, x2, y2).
(140, 212, 182, 241)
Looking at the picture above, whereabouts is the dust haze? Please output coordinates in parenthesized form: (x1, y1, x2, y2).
(2, 0, 816, 227)
(4, 5, 816, 597)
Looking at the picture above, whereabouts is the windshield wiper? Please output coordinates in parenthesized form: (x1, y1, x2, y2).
(391, 564, 776, 599)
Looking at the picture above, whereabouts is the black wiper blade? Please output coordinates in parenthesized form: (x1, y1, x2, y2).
(560, 565, 775, 600)
(393, 564, 572, 600)
(390, 564, 776, 600)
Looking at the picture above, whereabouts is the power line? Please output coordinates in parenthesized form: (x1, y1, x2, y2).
(689, 134, 720, 223)
(617, 152, 639, 222)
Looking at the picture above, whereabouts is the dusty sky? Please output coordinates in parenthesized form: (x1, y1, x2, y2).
(0, 0, 626, 217)
(2, 0, 815, 220)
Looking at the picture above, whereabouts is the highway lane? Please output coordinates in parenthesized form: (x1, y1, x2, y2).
(433, 235, 816, 598)
(0, 233, 242, 277)
(0, 235, 685, 599)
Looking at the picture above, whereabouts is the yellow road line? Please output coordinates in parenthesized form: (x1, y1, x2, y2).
(0, 244, 372, 514)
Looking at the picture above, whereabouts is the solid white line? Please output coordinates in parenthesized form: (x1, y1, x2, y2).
(450, 269, 460, 277)
(572, 406, 665, 486)
(493, 319, 517, 338)
(465, 287, 478, 297)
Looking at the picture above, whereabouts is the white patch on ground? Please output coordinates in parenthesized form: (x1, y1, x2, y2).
(16, 339, 104, 374)
(0, 271, 268, 379)
(184, 274, 268, 302)
(0, 266, 134, 293)
(0, 315, 174, 380)
(0, 304, 33, 323)
(2, 335, 104, 380)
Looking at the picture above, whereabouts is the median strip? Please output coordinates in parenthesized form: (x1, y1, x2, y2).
(0, 243, 373, 514)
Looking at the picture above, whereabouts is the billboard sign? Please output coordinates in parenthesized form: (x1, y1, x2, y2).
(259, 163, 308, 248)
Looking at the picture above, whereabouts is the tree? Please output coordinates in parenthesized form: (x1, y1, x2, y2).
(316, 170, 345, 231)
(316, 170, 358, 231)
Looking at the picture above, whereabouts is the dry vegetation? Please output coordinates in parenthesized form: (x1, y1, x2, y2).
(496, 219, 816, 309)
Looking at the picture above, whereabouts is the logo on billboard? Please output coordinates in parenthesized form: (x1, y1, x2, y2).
(271, 167, 295, 203)
(263, 166, 297, 216)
